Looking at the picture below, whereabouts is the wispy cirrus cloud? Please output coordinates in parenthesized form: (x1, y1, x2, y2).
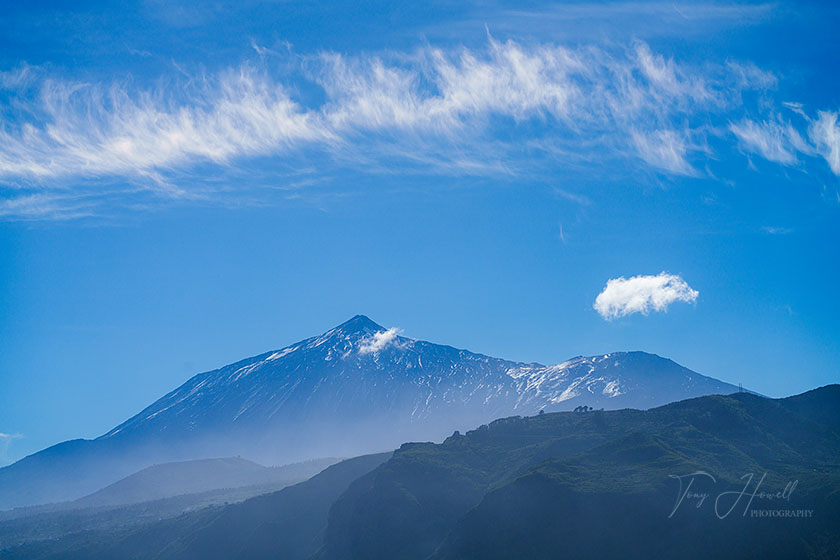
(730, 114, 817, 166)
(443, 2, 776, 42)
(761, 226, 794, 235)
(594, 272, 699, 320)
(631, 128, 696, 175)
(0, 193, 97, 220)
(729, 108, 840, 175)
(809, 111, 840, 175)
(731, 119, 802, 165)
(0, 36, 829, 219)
(0, 68, 331, 180)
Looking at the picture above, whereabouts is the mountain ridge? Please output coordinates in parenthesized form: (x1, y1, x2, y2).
(0, 315, 743, 510)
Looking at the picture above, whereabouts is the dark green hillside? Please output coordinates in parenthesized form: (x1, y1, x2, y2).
(431, 433, 840, 559)
(317, 386, 840, 560)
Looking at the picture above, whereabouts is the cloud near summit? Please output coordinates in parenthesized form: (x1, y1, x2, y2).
(358, 328, 403, 355)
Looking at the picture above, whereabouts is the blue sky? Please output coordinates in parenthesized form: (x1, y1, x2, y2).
(1, 0, 839, 465)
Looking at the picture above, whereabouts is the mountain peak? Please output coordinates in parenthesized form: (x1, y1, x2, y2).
(334, 315, 385, 335)
(0, 316, 748, 509)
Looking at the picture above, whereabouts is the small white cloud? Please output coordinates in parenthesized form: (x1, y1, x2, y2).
(594, 272, 698, 320)
(358, 327, 402, 354)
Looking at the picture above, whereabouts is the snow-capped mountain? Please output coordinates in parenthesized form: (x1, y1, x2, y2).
(0, 315, 741, 509)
